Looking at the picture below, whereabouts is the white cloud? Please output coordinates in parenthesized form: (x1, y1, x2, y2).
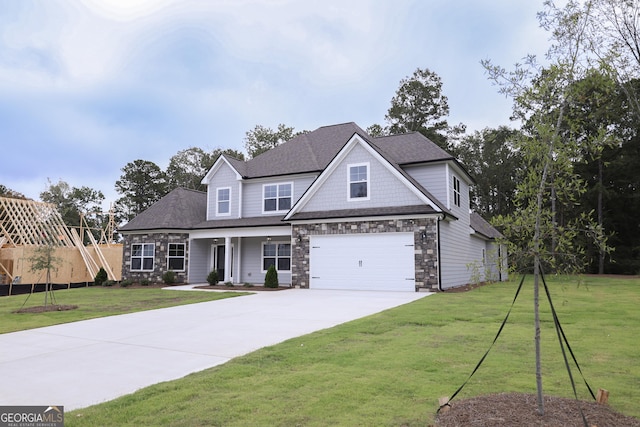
(0, 0, 553, 202)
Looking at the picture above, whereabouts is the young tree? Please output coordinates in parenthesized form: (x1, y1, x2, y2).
(482, 1, 610, 415)
(29, 245, 62, 308)
(115, 160, 168, 220)
(243, 124, 305, 158)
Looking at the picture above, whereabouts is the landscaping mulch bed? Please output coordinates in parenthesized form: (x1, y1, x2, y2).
(435, 393, 640, 426)
(15, 304, 78, 313)
(193, 285, 291, 291)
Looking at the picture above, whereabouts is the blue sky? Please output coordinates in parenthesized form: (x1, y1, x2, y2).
(0, 0, 550, 206)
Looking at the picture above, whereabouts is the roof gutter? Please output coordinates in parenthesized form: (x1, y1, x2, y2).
(437, 214, 444, 292)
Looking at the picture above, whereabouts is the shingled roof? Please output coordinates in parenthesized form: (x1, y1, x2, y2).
(121, 123, 501, 237)
(226, 122, 459, 179)
(119, 187, 206, 232)
(470, 212, 503, 239)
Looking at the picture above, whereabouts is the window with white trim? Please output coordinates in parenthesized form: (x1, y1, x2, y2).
(453, 176, 461, 207)
(131, 243, 154, 271)
(167, 243, 186, 271)
(262, 242, 291, 272)
(217, 187, 230, 216)
(263, 183, 292, 212)
(348, 163, 369, 200)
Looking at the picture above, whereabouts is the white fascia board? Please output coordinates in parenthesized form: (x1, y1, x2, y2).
(189, 225, 291, 239)
(445, 163, 452, 210)
(289, 213, 444, 225)
(119, 228, 190, 235)
(201, 155, 243, 185)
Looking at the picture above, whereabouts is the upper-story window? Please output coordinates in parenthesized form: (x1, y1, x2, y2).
(217, 187, 230, 216)
(263, 183, 292, 213)
(348, 163, 369, 201)
(453, 176, 461, 207)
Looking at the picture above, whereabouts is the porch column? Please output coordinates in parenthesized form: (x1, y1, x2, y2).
(224, 236, 232, 282)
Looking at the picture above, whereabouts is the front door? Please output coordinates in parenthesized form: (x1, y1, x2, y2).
(216, 245, 225, 279)
(213, 244, 234, 282)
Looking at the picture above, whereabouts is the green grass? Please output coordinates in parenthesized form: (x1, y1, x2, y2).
(0, 287, 248, 334)
(44, 276, 640, 425)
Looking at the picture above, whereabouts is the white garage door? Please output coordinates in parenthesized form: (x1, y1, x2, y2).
(309, 232, 416, 291)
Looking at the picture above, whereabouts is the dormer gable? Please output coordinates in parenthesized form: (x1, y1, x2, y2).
(284, 133, 446, 220)
(201, 154, 243, 185)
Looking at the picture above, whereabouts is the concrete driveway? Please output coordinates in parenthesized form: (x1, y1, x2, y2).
(0, 287, 431, 410)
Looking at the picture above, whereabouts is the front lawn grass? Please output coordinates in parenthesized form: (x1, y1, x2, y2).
(0, 287, 247, 334)
(65, 275, 639, 425)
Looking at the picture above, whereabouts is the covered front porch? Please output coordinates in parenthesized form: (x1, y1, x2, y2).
(188, 224, 292, 285)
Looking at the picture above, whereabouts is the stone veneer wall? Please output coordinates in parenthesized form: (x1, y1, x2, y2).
(122, 232, 190, 283)
(291, 218, 439, 291)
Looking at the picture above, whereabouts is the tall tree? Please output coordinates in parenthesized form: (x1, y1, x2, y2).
(165, 147, 244, 192)
(578, 77, 640, 274)
(562, 69, 620, 274)
(385, 67, 456, 150)
(40, 179, 105, 242)
(456, 127, 523, 218)
(115, 160, 168, 221)
(365, 123, 387, 138)
(244, 124, 305, 158)
(0, 185, 27, 199)
(570, 0, 640, 117)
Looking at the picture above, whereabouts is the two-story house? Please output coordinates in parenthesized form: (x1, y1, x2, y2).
(119, 122, 507, 291)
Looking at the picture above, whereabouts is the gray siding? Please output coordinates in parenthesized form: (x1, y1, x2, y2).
(188, 238, 211, 284)
(466, 237, 508, 283)
(439, 219, 472, 288)
(239, 237, 292, 285)
(438, 167, 474, 289)
(447, 166, 471, 216)
(205, 163, 240, 220)
(302, 144, 423, 212)
(243, 176, 315, 218)
(404, 163, 448, 205)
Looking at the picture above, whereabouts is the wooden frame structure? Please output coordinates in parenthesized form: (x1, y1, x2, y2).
(0, 197, 122, 285)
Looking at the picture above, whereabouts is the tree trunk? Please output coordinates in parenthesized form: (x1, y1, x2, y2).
(44, 268, 50, 308)
(598, 158, 605, 274)
(533, 256, 544, 415)
(551, 183, 557, 269)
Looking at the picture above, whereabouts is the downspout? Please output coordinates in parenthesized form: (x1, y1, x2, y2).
(498, 245, 502, 282)
(238, 180, 243, 219)
(437, 214, 443, 292)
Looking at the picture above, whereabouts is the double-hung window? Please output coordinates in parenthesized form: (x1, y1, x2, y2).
(262, 242, 291, 272)
(167, 243, 186, 271)
(453, 176, 461, 207)
(131, 243, 154, 271)
(348, 163, 369, 200)
(263, 183, 292, 213)
(217, 187, 230, 216)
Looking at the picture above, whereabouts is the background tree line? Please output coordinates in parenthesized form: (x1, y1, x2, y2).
(1, 0, 637, 275)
